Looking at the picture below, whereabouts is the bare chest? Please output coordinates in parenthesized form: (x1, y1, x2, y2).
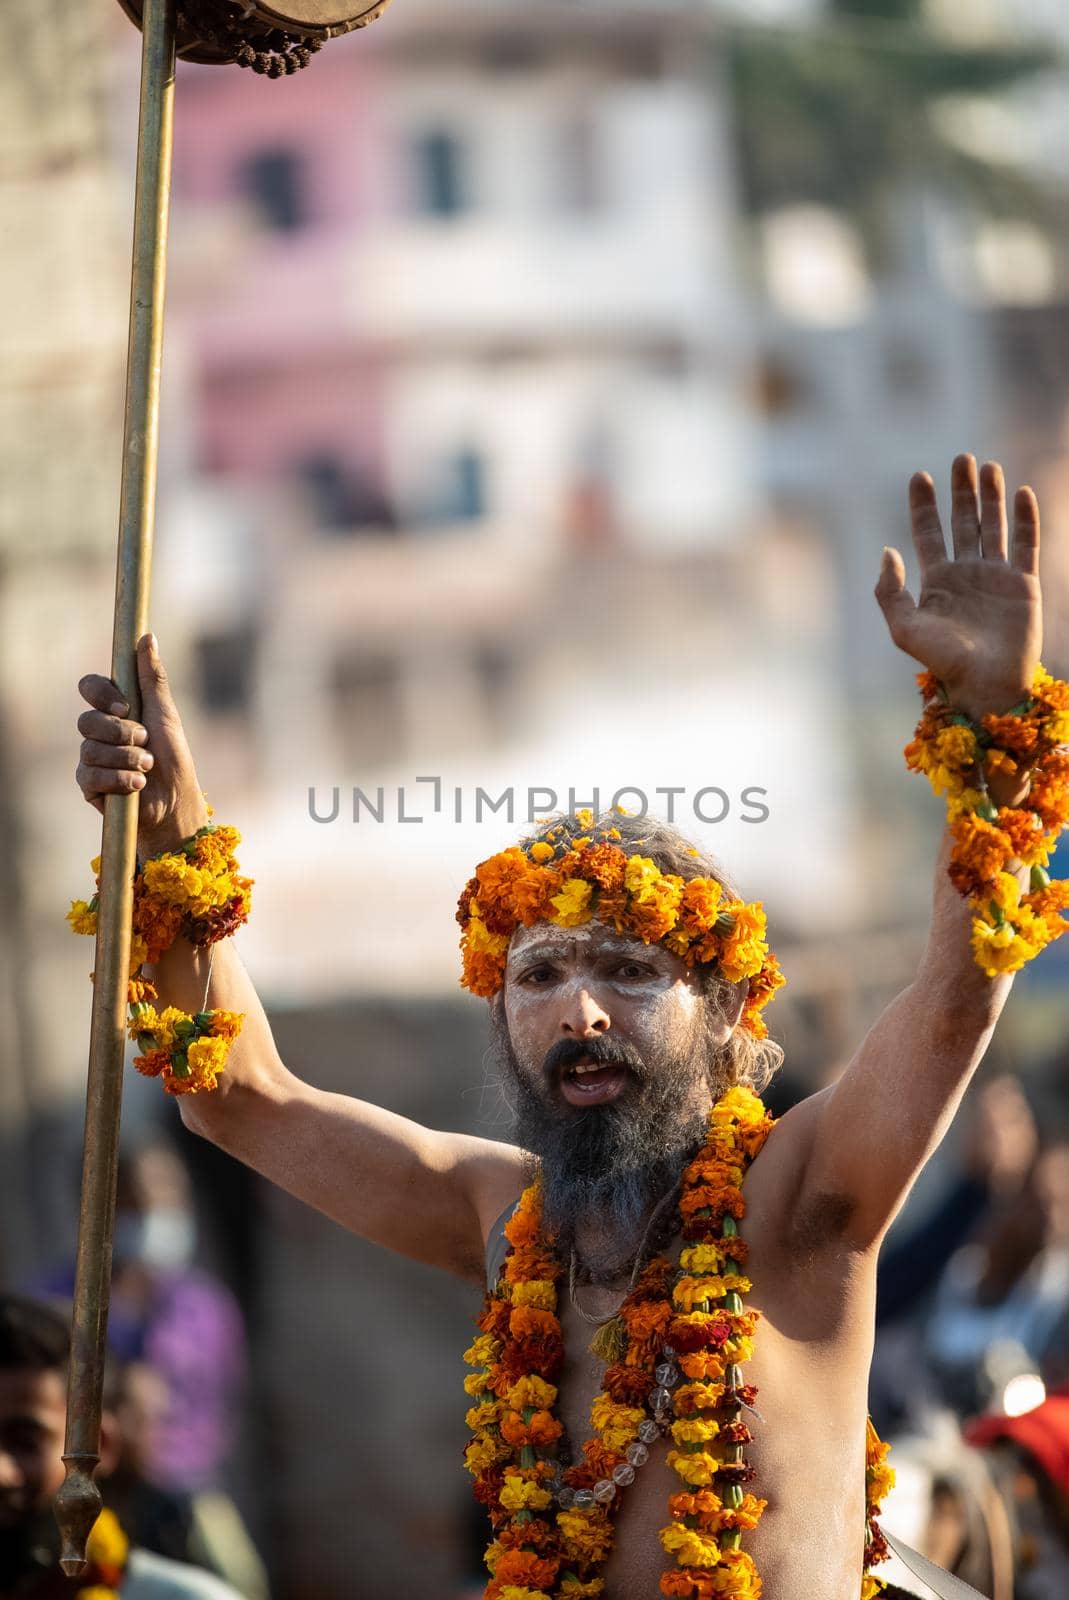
(554, 1221, 877, 1600)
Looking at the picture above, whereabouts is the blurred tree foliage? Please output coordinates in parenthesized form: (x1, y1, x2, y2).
(727, 0, 1059, 268)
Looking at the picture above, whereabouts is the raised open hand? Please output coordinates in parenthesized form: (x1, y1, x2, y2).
(875, 454, 1043, 721)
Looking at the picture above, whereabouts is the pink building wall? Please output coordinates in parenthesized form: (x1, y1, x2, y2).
(170, 40, 396, 491)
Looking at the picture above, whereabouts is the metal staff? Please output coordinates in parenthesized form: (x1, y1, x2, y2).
(55, 0, 394, 1572)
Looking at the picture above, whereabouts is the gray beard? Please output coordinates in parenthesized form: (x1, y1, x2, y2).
(487, 1007, 716, 1277)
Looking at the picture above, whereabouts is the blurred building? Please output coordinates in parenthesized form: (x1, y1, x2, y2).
(0, 0, 128, 1279)
(159, 0, 868, 1014)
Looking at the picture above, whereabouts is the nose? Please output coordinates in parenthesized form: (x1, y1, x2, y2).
(560, 988, 610, 1038)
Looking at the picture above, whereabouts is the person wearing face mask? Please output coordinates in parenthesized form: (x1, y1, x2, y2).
(30, 1149, 266, 1600)
(36, 1142, 244, 1500)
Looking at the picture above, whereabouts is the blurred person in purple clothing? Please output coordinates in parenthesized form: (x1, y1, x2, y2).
(33, 1143, 267, 1598)
(106, 1141, 245, 1496)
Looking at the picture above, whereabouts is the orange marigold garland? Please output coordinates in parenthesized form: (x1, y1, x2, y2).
(67, 820, 251, 1095)
(906, 663, 1069, 976)
(456, 819, 785, 1039)
(463, 1085, 893, 1598)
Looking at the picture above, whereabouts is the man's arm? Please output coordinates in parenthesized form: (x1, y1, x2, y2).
(798, 822, 1024, 1251)
(158, 934, 525, 1283)
(76, 637, 526, 1285)
(793, 455, 1045, 1252)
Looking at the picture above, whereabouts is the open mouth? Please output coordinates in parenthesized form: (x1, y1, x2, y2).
(558, 1056, 631, 1107)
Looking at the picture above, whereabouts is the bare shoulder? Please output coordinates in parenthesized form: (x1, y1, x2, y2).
(435, 1127, 529, 1254)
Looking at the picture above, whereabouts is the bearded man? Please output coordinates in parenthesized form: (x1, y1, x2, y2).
(73, 456, 1059, 1599)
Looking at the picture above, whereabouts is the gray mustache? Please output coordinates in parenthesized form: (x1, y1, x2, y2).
(544, 1036, 646, 1079)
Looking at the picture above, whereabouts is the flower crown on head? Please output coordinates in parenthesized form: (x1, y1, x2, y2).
(455, 808, 785, 1038)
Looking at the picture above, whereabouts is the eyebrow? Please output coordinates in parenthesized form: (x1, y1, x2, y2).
(508, 942, 663, 969)
(508, 945, 566, 967)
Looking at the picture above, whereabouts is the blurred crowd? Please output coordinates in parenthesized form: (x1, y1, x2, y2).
(11, 1062, 1069, 1599)
(0, 1141, 268, 1600)
(863, 1062, 1069, 1599)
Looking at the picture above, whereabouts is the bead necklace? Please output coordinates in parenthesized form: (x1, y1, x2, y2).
(463, 1083, 895, 1599)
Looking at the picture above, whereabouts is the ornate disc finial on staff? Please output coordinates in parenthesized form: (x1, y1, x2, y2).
(115, 0, 394, 69)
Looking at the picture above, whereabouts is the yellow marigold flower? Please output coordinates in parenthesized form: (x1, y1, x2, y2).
(465, 1401, 500, 1430)
(559, 1583, 604, 1598)
(985, 748, 1019, 778)
(529, 841, 555, 864)
(549, 877, 594, 927)
(712, 1086, 765, 1126)
(717, 1549, 761, 1593)
(666, 1448, 721, 1487)
(466, 913, 510, 956)
(511, 1279, 556, 1311)
(670, 1416, 721, 1446)
(463, 1372, 490, 1396)
(141, 856, 205, 906)
(186, 1035, 228, 1089)
(87, 1508, 129, 1570)
(865, 1419, 897, 1501)
(575, 808, 595, 829)
(555, 1508, 614, 1562)
(623, 855, 662, 899)
(658, 1521, 721, 1567)
(723, 1334, 756, 1363)
(499, 1474, 551, 1512)
(130, 1005, 187, 1053)
(127, 1006, 159, 1040)
(67, 900, 97, 936)
(209, 1011, 244, 1042)
(496, 1588, 553, 1600)
(989, 871, 1023, 917)
(505, 1375, 557, 1410)
(683, 876, 725, 921)
(945, 785, 986, 822)
(464, 1334, 500, 1367)
(934, 725, 978, 770)
(672, 1273, 749, 1311)
(589, 1394, 645, 1436)
(718, 902, 768, 982)
(484, 1539, 506, 1574)
(679, 1244, 730, 1275)
(465, 1436, 509, 1473)
(674, 1380, 726, 1412)
(625, 875, 683, 941)
(970, 914, 1042, 976)
(935, 763, 968, 798)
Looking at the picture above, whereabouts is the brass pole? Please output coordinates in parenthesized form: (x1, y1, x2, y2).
(54, 0, 176, 1573)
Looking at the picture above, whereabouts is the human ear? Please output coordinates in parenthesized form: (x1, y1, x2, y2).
(705, 979, 747, 1045)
